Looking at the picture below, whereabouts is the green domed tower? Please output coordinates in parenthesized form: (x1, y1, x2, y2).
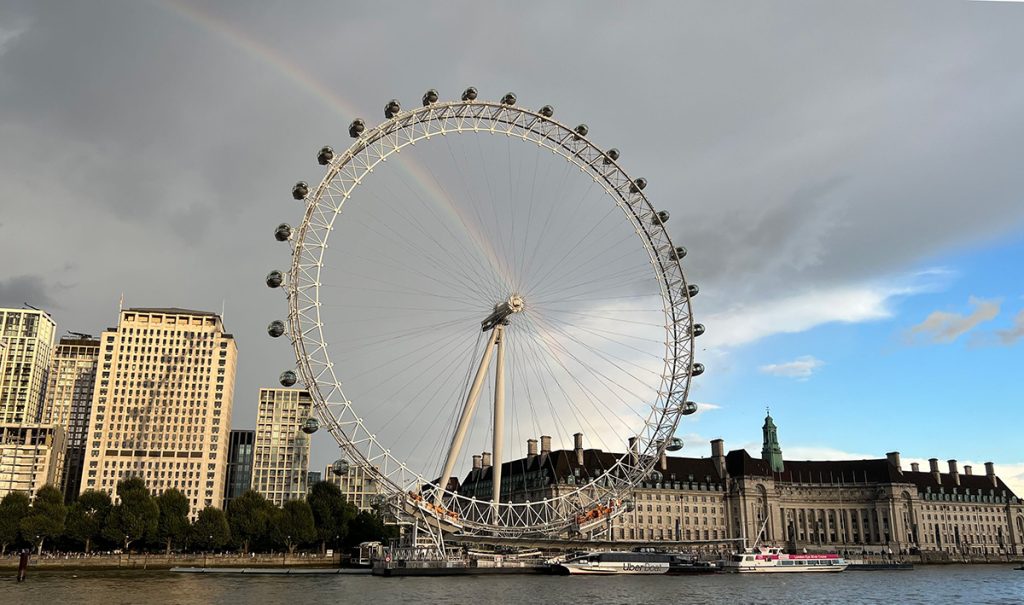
(761, 408, 784, 473)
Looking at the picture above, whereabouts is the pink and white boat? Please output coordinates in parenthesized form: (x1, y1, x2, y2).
(723, 547, 848, 573)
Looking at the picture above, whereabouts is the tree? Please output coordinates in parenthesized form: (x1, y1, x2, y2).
(308, 481, 357, 553)
(226, 490, 273, 554)
(0, 492, 31, 555)
(344, 510, 395, 548)
(155, 489, 190, 554)
(102, 477, 158, 552)
(64, 490, 111, 554)
(20, 485, 67, 555)
(191, 507, 230, 551)
(272, 500, 316, 555)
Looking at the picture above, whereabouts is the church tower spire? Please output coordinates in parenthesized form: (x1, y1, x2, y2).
(761, 407, 784, 472)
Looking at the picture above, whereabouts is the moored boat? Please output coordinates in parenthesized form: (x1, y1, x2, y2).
(722, 547, 848, 573)
(554, 551, 672, 575)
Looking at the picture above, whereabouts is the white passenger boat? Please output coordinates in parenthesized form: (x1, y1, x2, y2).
(723, 547, 848, 573)
(554, 551, 672, 575)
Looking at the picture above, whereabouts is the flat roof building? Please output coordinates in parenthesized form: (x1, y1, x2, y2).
(252, 388, 312, 506)
(80, 308, 237, 517)
(224, 429, 255, 509)
(0, 308, 57, 424)
(0, 423, 66, 499)
(41, 335, 100, 501)
(324, 462, 383, 512)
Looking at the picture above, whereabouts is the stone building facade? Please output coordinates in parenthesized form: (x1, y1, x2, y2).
(458, 415, 1024, 556)
(81, 308, 237, 517)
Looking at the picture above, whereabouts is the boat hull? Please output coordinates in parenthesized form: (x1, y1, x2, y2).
(730, 564, 848, 573)
(557, 563, 669, 575)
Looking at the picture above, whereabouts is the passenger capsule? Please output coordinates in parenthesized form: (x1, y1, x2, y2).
(630, 178, 647, 193)
(687, 284, 699, 297)
(574, 124, 589, 139)
(384, 99, 401, 119)
(682, 401, 698, 416)
(666, 436, 685, 451)
(691, 323, 705, 337)
(331, 459, 350, 476)
(501, 92, 517, 105)
(422, 89, 439, 106)
(349, 119, 365, 138)
(603, 148, 620, 164)
(279, 370, 297, 387)
(265, 270, 284, 288)
(652, 210, 670, 225)
(267, 320, 285, 338)
(648, 470, 663, 483)
(301, 417, 319, 434)
(690, 362, 705, 377)
(462, 86, 478, 101)
(539, 105, 554, 118)
(317, 146, 334, 166)
(622, 499, 635, 512)
(669, 246, 687, 261)
(274, 223, 292, 242)
(292, 181, 309, 200)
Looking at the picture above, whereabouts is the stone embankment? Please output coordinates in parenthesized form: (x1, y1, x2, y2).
(0, 552, 343, 571)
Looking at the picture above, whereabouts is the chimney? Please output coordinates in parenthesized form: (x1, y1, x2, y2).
(985, 462, 997, 487)
(910, 462, 920, 472)
(482, 451, 492, 468)
(540, 435, 551, 455)
(659, 450, 668, 471)
(472, 455, 482, 470)
(948, 460, 960, 486)
(574, 433, 584, 465)
(964, 465, 973, 476)
(527, 439, 538, 457)
(886, 452, 902, 472)
(711, 439, 726, 479)
(929, 458, 941, 484)
(628, 437, 639, 463)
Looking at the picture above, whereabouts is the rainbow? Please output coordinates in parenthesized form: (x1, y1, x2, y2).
(155, 0, 514, 289)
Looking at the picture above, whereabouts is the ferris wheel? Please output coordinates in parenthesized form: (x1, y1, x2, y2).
(266, 87, 704, 539)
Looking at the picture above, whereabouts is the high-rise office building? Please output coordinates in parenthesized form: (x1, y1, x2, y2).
(224, 429, 255, 509)
(252, 388, 312, 506)
(0, 308, 57, 424)
(41, 335, 100, 501)
(81, 308, 237, 517)
(0, 423, 66, 499)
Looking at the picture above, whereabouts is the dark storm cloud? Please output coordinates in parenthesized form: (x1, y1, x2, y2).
(0, 275, 60, 309)
(2, 0, 1024, 467)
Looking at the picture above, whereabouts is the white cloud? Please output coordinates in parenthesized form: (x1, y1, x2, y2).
(759, 355, 824, 379)
(908, 296, 1001, 344)
(996, 309, 1024, 345)
(0, 22, 28, 56)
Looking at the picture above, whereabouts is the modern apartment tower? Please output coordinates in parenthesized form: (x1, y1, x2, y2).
(0, 308, 57, 424)
(41, 335, 100, 500)
(252, 388, 312, 506)
(324, 462, 382, 512)
(80, 308, 237, 517)
(0, 423, 66, 499)
(223, 429, 255, 509)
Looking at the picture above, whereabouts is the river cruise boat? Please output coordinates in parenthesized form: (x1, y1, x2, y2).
(554, 551, 673, 575)
(723, 547, 848, 573)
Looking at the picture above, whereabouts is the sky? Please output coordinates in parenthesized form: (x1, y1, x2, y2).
(1, 1, 1022, 495)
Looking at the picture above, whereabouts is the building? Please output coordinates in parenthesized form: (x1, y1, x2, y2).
(324, 462, 383, 512)
(223, 429, 255, 509)
(251, 388, 312, 506)
(41, 335, 100, 501)
(307, 470, 322, 487)
(0, 423, 66, 499)
(80, 308, 237, 517)
(457, 415, 1024, 557)
(0, 308, 57, 424)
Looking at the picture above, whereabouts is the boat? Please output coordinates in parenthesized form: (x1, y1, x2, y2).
(553, 551, 673, 575)
(667, 557, 721, 575)
(722, 546, 848, 573)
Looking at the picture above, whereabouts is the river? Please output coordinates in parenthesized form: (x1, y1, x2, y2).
(4, 565, 1023, 604)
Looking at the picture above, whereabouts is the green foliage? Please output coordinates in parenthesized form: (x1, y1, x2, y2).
(0, 491, 31, 555)
(155, 489, 190, 554)
(20, 485, 67, 554)
(307, 481, 357, 552)
(226, 490, 274, 553)
(102, 477, 158, 550)
(344, 510, 394, 548)
(65, 490, 112, 553)
(272, 499, 316, 554)
(191, 507, 230, 551)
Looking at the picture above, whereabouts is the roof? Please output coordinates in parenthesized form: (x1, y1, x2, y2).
(901, 470, 1017, 499)
(126, 307, 220, 317)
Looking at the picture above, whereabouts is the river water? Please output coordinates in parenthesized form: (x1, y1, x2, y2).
(4, 565, 1023, 604)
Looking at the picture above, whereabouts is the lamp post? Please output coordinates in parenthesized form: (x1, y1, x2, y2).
(284, 536, 290, 565)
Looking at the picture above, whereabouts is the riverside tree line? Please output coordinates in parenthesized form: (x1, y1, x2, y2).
(0, 478, 396, 556)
